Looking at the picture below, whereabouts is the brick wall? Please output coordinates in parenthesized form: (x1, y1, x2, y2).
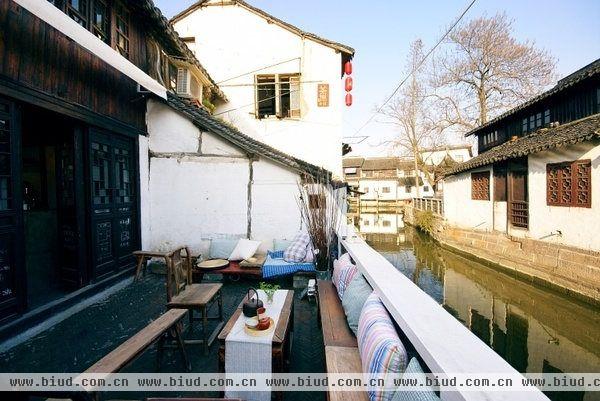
(405, 205, 600, 306)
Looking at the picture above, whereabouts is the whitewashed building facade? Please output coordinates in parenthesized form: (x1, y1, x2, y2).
(170, 0, 355, 177)
(443, 60, 600, 251)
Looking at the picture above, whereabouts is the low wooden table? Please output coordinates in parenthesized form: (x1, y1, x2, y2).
(218, 290, 294, 401)
(194, 261, 262, 282)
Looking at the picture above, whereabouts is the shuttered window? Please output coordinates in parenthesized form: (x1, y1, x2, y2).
(471, 171, 490, 201)
(546, 160, 591, 208)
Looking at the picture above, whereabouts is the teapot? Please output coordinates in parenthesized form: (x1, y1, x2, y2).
(242, 287, 264, 317)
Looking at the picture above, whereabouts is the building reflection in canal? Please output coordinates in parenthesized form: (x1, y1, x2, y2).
(358, 213, 600, 401)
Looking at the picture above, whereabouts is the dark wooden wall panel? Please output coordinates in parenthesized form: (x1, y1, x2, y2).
(0, 2, 147, 132)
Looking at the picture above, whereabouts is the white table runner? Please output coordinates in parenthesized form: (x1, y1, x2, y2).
(225, 289, 289, 401)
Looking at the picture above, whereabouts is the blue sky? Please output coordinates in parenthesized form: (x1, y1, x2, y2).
(155, 0, 600, 156)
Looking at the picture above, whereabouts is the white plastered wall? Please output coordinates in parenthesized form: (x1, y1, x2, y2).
(443, 168, 494, 231)
(173, 3, 345, 177)
(526, 141, 600, 250)
(142, 99, 308, 254)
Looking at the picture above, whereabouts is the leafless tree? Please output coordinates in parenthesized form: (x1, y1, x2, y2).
(432, 13, 557, 133)
(379, 40, 444, 195)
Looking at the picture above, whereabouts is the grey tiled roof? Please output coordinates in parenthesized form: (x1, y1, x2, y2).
(466, 58, 600, 137)
(446, 114, 600, 176)
(361, 157, 415, 171)
(137, 0, 226, 100)
(166, 93, 331, 178)
(342, 157, 364, 168)
(170, 0, 355, 56)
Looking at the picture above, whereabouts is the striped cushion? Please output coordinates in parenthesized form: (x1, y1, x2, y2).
(358, 293, 408, 401)
(391, 358, 439, 401)
(335, 264, 358, 299)
(332, 253, 356, 298)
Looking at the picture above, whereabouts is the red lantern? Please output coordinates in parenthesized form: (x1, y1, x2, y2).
(345, 93, 353, 106)
(345, 76, 353, 92)
(344, 60, 353, 75)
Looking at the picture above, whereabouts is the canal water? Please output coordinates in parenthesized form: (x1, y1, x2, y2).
(357, 214, 600, 401)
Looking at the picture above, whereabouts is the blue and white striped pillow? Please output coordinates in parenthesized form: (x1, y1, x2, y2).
(358, 292, 408, 401)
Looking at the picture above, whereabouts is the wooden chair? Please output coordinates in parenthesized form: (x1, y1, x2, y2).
(165, 246, 224, 354)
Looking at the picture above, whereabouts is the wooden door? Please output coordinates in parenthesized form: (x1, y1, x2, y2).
(88, 129, 136, 280)
(508, 159, 529, 229)
(56, 127, 87, 288)
(0, 97, 25, 318)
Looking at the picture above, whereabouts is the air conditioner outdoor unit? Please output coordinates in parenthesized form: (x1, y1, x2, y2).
(176, 67, 202, 100)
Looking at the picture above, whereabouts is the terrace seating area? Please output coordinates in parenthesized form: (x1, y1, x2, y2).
(0, 231, 553, 401)
(0, 268, 325, 401)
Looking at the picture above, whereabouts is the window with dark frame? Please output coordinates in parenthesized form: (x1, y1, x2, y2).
(546, 160, 591, 208)
(381, 187, 391, 193)
(92, 0, 110, 43)
(50, 0, 132, 58)
(471, 171, 490, 200)
(66, 0, 88, 27)
(382, 220, 391, 227)
(114, 1, 130, 58)
(544, 109, 551, 125)
(256, 75, 276, 117)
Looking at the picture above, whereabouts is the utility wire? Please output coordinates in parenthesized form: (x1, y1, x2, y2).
(213, 87, 301, 116)
(350, 0, 478, 138)
(216, 57, 301, 84)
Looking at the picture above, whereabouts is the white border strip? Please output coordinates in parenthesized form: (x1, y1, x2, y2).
(13, 0, 167, 99)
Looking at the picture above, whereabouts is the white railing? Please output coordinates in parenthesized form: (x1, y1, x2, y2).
(337, 224, 548, 401)
(413, 197, 444, 216)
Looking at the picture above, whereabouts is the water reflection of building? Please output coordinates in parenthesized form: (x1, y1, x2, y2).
(366, 227, 600, 400)
(358, 213, 404, 234)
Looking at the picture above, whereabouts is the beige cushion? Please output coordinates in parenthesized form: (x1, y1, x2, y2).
(239, 253, 267, 268)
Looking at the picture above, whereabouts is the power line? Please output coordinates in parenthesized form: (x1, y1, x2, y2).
(213, 88, 301, 116)
(350, 0, 478, 138)
(216, 57, 301, 84)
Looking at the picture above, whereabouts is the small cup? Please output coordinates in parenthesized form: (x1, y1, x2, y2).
(257, 307, 266, 320)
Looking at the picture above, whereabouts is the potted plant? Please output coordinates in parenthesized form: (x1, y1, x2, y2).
(297, 174, 341, 280)
(259, 282, 280, 304)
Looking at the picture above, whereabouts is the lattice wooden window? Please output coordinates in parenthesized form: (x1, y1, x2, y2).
(471, 171, 490, 200)
(547, 160, 591, 208)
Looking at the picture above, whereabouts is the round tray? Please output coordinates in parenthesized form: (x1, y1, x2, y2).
(196, 259, 229, 270)
(244, 317, 275, 337)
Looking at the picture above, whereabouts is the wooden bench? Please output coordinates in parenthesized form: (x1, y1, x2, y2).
(84, 308, 190, 375)
(317, 280, 368, 401)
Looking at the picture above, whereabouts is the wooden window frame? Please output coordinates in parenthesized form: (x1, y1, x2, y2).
(546, 159, 591, 208)
(113, 0, 130, 59)
(471, 171, 490, 201)
(65, 0, 88, 28)
(91, 0, 110, 44)
(254, 73, 301, 120)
